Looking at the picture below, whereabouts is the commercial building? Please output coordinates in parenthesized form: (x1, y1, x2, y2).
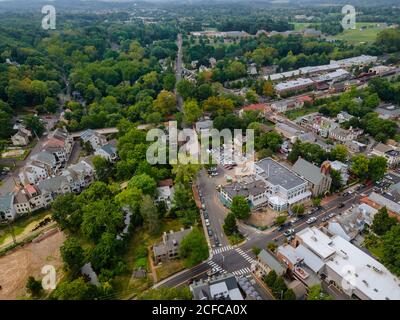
(190, 273, 244, 300)
(220, 179, 267, 208)
(330, 55, 378, 68)
(292, 158, 332, 196)
(274, 78, 315, 95)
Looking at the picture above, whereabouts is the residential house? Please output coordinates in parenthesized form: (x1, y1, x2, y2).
(362, 191, 400, 221)
(43, 128, 74, 164)
(62, 160, 95, 192)
(94, 143, 118, 163)
(256, 249, 287, 277)
(292, 158, 332, 196)
(329, 127, 363, 143)
(337, 111, 354, 124)
(329, 160, 349, 185)
(345, 140, 367, 153)
(0, 194, 16, 221)
(270, 95, 313, 113)
(371, 143, 400, 167)
(156, 179, 175, 209)
(37, 176, 72, 206)
(195, 119, 214, 137)
(153, 227, 192, 264)
(375, 104, 400, 120)
(80, 129, 108, 151)
(327, 203, 378, 241)
(190, 273, 244, 300)
(11, 125, 32, 146)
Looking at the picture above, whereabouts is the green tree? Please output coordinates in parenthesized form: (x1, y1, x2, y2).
(307, 285, 333, 300)
(172, 163, 200, 187)
(371, 207, 398, 236)
(138, 287, 192, 300)
(91, 232, 122, 271)
(153, 90, 177, 116)
(223, 212, 239, 236)
(275, 215, 287, 226)
(51, 278, 99, 300)
(330, 145, 348, 162)
(26, 276, 43, 298)
(368, 156, 387, 182)
(177, 80, 196, 100)
(183, 99, 203, 124)
(61, 237, 85, 276)
(51, 193, 81, 231)
(179, 228, 209, 267)
(93, 156, 114, 182)
(330, 169, 343, 192)
(351, 154, 369, 180)
(140, 195, 161, 235)
(382, 225, 400, 276)
(23, 115, 45, 137)
(283, 288, 296, 300)
(230, 196, 251, 220)
(291, 204, 305, 216)
(128, 173, 157, 196)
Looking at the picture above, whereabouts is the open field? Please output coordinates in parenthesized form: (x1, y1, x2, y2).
(328, 22, 387, 44)
(0, 230, 65, 300)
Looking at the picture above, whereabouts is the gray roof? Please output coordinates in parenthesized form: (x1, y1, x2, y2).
(31, 151, 56, 166)
(100, 143, 117, 155)
(222, 180, 266, 199)
(153, 228, 192, 257)
(0, 194, 14, 212)
(258, 249, 286, 275)
(80, 129, 97, 141)
(292, 158, 324, 185)
(369, 192, 400, 214)
(256, 158, 306, 190)
(37, 176, 69, 193)
(195, 120, 213, 132)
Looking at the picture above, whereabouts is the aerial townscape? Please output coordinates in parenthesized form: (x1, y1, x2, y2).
(1, 0, 400, 304)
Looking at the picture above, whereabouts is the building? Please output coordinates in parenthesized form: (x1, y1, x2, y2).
(195, 119, 214, 137)
(11, 126, 32, 146)
(330, 55, 377, 68)
(153, 227, 192, 264)
(190, 273, 244, 300)
(315, 69, 350, 83)
(37, 176, 72, 206)
(0, 194, 16, 221)
(256, 249, 287, 277)
(371, 143, 400, 167)
(337, 111, 354, 124)
(80, 129, 108, 151)
(94, 143, 118, 163)
(62, 160, 95, 191)
(292, 158, 332, 196)
(327, 203, 378, 241)
(254, 158, 311, 211)
(275, 122, 302, 143)
(156, 179, 175, 209)
(375, 104, 400, 120)
(274, 78, 315, 95)
(362, 192, 400, 221)
(329, 160, 349, 185)
(270, 95, 313, 113)
(346, 140, 367, 153)
(291, 227, 400, 300)
(239, 103, 268, 117)
(329, 127, 363, 143)
(42, 128, 74, 164)
(220, 179, 267, 208)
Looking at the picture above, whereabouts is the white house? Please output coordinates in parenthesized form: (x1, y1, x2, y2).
(80, 129, 108, 150)
(94, 143, 118, 163)
(0, 193, 16, 221)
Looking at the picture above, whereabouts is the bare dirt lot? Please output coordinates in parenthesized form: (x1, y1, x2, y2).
(246, 207, 279, 227)
(0, 230, 65, 300)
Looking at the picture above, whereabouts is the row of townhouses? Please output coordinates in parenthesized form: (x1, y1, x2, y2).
(1, 128, 118, 221)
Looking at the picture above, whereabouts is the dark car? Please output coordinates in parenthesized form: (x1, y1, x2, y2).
(208, 228, 213, 237)
(277, 225, 285, 232)
(338, 203, 345, 208)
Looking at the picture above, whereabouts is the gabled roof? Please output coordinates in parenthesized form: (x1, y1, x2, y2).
(292, 158, 324, 185)
(258, 249, 286, 275)
(0, 194, 14, 212)
(99, 143, 117, 155)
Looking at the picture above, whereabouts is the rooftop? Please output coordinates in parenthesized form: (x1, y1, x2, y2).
(222, 180, 266, 199)
(292, 158, 325, 186)
(255, 158, 306, 191)
(296, 227, 335, 260)
(258, 249, 287, 275)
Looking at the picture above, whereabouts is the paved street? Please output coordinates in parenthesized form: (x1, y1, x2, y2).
(158, 181, 375, 294)
(175, 33, 184, 112)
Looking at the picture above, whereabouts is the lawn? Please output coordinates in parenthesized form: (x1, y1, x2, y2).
(328, 22, 386, 44)
(112, 219, 185, 299)
(292, 22, 318, 31)
(0, 209, 53, 247)
(284, 105, 320, 121)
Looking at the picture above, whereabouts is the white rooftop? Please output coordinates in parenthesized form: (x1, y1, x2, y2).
(296, 227, 336, 259)
(275, 78, 314, 91)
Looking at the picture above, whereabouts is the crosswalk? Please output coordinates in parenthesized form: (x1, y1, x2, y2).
(235, 248, 256, 264)
(207, 260, 226, 273)
(212, 245, 232, 254)
(232, 267, 252, 277)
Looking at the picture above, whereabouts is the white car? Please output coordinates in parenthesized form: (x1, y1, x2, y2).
(205, 219, 210, 226)
(306, 217, 317, 224)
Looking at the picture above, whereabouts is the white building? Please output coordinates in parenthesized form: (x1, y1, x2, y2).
(94, 143, 118, 163)
(0, 194, 16, 221)
(293, 227, 400, 300)
(80, 129, 108, 150)
(329, 160, 349, 185)
(275, 78, 315, 95)
(330, 55, 378, 68)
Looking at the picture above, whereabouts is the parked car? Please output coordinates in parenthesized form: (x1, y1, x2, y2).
(205, 219, 210, 226)
(208, 229, 213, 237)
(306, 217, 317, 224)
(328, 213, 335, 219)
(338, 203, 345, 208)
(203, 211, 209, 219)
(321, 217, 328, 222)
(290, 218, 299, 225)
(283, 229, 295, 237)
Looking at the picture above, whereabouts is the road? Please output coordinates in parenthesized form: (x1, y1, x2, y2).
(158, 182, 374, 296)
(175, 33, 184, 112)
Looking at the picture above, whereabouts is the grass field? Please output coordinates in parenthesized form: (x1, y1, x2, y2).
(328, 22, 386, 44)
(292, 22, 317, 31)
(285, 105, 320, 121)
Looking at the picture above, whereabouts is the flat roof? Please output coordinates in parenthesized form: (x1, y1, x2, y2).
(255, 158, 307, 191)
(296, 227, 336, 260)
(326, 235, 400, 300)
